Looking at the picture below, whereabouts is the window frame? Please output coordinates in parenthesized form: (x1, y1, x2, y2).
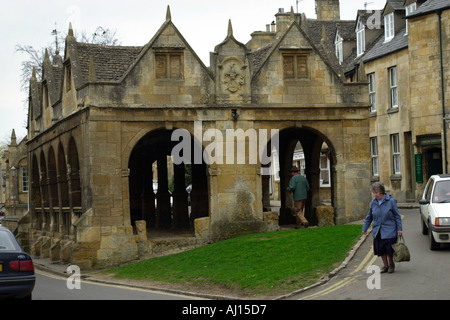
(368, 73, 376, 112)
(282, 50, 310, 80)
(335, 33, 343, 64)
(391, 133, 401, 175)
(319, 152, 331, 187)
(389, 66, 398, 109)
(384, 13, 394, 42)
(370, 137, 379, 176)
(405, 3, 417, 34)
(356, 20, 365, 56)
(155, 50, 184, 80)
(21, 166, 28, 193)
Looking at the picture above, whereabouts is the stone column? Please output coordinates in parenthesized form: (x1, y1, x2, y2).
(141, 165, 156, 227)
(261, 165, 271, 211)
(190, 164, 208, 228)
(172, 164, 189, 229)
(156, 155, 171, 227)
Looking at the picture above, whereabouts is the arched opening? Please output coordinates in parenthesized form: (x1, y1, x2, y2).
(57, 142, 70, 234)
(31, 154, 42, 230)
(39, 150, 49, 231)
(68, 137, 81, 211)
(128, 128, 209, 236)
(262, 126, 335, 226)
(48, 147, 59, 232)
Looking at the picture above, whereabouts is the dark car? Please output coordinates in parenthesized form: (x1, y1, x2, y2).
(0, 227, 35, 300)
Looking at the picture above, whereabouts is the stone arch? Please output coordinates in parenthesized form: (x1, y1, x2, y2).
(31, 153, 42, 229)
(57, 142, 70, 208)
(57, 141, 71, 234)
(48, 147, 58, 208)
(262, 125, 337, 226)
(48, 146, 59, 232)
(127, 126, 209, 233)
(68, 136, 81, 209)
(39, 150, 50, 231)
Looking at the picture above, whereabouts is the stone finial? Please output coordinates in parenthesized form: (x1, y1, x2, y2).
(31, 67, 37, 80)
(290, 6, 295, 21)
(166, 5, 171, 21)
(44, 48, 50, 62)
(10, 129, 17, 147)
(68, 22, 74, 37)
(227, 19, 233, 37)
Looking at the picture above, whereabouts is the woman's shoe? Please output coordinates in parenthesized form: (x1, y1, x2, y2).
(380, 266, 389, 273)
(388, 264, 395, 273)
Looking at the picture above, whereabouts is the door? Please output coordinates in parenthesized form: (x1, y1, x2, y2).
(426, 148, 443, 178)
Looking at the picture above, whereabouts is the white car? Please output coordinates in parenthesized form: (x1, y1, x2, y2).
(419, 174, 450, 250)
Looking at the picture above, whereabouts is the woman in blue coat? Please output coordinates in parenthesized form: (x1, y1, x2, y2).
(363, 182, 403, 273)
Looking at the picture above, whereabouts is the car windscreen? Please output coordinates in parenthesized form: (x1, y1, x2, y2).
(433, 181, 450, 203)
(0, 230, 21, 251)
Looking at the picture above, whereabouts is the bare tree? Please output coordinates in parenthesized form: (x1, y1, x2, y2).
(15, 26, 120, 91)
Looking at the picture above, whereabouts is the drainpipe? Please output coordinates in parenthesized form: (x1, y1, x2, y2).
(438, 10, 448, 173)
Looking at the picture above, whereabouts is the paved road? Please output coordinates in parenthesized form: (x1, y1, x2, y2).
(289, 208, 450, 300)
(32, 270, 195, 300)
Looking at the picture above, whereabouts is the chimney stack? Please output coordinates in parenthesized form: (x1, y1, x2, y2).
(315, 0, 340, 21)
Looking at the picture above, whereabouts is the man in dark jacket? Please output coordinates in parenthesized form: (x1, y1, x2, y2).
(287, 166, 310, 228)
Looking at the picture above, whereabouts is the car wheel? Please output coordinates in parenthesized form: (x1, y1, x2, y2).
(428, 221, 440, 250)
(421, 216, 428, 235)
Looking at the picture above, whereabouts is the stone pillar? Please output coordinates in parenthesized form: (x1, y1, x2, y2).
(156, 155, 171, 227)
(172, 164, 189, 229)
(141, 165, 156, 227)
(261, 167, 271, 211)
(209, 163, 266, 241)
(190, 164, 208, 228)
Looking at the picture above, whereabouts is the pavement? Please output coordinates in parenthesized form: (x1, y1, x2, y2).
(32, 202, 419, 299)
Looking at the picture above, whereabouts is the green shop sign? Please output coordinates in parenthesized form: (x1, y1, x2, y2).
(415, 153, 423, 183)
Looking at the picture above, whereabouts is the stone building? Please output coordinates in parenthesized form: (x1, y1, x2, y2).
(1, 130, 29, 219)
(362, 0, 414, 203)
(407, 0, 450, 197)
(341, 0, 450, 202)
(24, 3, 371, 269)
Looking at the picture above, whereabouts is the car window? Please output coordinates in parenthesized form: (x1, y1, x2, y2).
(425, 179, 434, 201)
(0, 230, 21, 251)
(433, 181, 450, 203)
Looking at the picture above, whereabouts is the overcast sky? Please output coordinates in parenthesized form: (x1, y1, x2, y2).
(0, 0, 386, 145)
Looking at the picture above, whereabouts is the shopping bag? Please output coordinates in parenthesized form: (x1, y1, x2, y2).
(392, 235, 410, 262)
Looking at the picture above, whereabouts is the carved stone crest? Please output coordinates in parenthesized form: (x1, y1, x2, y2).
(222, 59, 246, 93)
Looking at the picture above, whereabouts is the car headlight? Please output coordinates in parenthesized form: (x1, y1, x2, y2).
(435, 217, 450, 226)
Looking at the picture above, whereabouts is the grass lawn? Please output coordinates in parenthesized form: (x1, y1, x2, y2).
(104, 224, 363, 296)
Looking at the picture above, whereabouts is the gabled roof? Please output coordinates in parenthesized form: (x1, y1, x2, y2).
(386, 0, 407, 11)
(362, 27, 408, 63)
(29, 68, 42, 120)
(337, 21, 357, 41)
(63, 5, 213, 89)
(250, 17, 347, 81)
(406, 0, 450, 18)
(75, 43, 142, 83)
(41, 49, 63, 105)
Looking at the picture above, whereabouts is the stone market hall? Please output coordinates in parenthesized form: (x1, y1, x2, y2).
(25, 3, 371, 268)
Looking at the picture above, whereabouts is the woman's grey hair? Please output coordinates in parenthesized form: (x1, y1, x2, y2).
(371, 182, 385, 194)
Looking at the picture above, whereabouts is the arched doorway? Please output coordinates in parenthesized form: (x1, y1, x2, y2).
(128, 128, 209, 234)
(263, 126, 335, 226)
